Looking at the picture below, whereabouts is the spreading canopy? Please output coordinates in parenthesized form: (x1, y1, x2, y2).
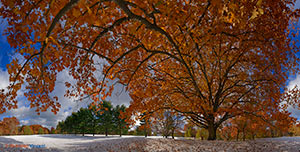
(0, 0, 300, 139)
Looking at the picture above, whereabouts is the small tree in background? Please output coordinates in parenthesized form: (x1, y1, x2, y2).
(185, 128, 192, 138)
(64, 113, 79, 135)
(77, 108, 94, 136)
(56, 121, 64, 134)
(96, 101, 114, 136)
(50, 127, 56, 134)
(0, 117, 20, 135)
(152, 111, 183, 138)
(196, 128, 208, 140)
(113, 105, 128, 137)
(139, 113, 152, 137)
(289, 124, 300, 136)
(38, 128, 44, 134)
(56, 101, 129, 136)
(88, 105, 99, 136)
(24, 126, 33, 135)
(184, 123, 196, 138)
(196, 129, 201, 139)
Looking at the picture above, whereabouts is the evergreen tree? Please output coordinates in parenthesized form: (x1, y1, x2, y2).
(56, 121, 64, 134)
(77, 108, 94, 136)
(139, 113, 151, 137)
(64, 112, 80, 134)
(96, 101, 114, 136)
(55, 101, 129, 137)
(113, 105, 128, 137)
(88, 105, 98, 136)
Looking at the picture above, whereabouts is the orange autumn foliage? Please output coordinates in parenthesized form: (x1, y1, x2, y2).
(221, 111, 295, 141)
(0, 0, 300, 140)
(29, 124, 50, 134)
(19, 124, 50, 135)
(0, 117, 20, 135)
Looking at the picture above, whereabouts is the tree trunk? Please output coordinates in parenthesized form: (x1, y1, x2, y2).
(144, 128, 147, 137)
(242, 123, 246, 141)
(236, 129, 239, 141)
(242, 128, 246, 141)
(105, 127, 108, 137)
(119, 124, 122, 137)
(144, 125, 147, 137)
(207, 125, 217, 140)
(172, 129, 175, 139)
(93, 121, 95, 136)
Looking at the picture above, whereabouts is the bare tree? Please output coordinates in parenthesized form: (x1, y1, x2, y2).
(152, 111, 183, 138)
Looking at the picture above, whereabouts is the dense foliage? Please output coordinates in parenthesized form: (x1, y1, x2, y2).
(0, 0, 300, 140)
(57, 101, 128, 136)
(0, 117, 19, 135)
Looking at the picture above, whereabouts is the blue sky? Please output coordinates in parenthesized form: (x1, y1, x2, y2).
(0, 2, 300, 128)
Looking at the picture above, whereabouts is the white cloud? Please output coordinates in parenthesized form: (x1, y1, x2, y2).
(295, 0, 300, 9)
(0, 67, 132, 129)
(91, 56, 132, 106)
(20, 119, 29, 125)
(286, 74, 300, 119)
(107, 83, 131, 107)
(0, 69, 9, 89)
(0, 69, 90, 128)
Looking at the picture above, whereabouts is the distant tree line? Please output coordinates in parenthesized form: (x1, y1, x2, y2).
(2, 103, 295, 140)
(56, 101, 128, 136)
(0, 116, 52, 135)
(20, 124, 50, 135)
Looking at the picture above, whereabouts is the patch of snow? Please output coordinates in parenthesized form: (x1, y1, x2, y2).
(1, 135, 300, 152)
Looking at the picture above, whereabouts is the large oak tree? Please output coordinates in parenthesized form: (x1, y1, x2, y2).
(0, 0, 299, 140)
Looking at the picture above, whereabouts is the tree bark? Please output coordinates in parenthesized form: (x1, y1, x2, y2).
(119, 124, 122, 137)
(144, 128, 148, 137)
(105, 127, 108, 136)
(207, 125, 217, 140)
(82, 127, 85, 136)
(93, 121, 95, 136)
(242, 128, 246, 141)
(172, 129, 175, 139)
(242, 123, 247, 141)
(236, 129, 239, 141)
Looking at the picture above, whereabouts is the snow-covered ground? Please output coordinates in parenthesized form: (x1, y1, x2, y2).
(0, 134, 300, 151)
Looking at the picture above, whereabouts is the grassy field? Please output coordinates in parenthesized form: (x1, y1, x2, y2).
(0, 134, 300, 152)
